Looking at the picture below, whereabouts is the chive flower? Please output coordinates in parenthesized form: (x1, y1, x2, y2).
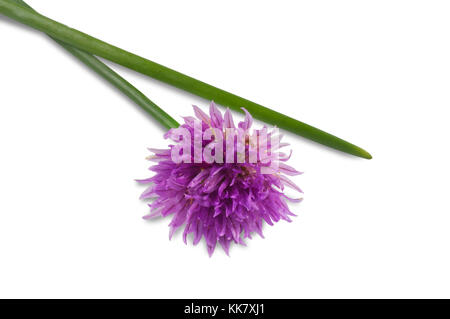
(138, 103, 302, 256)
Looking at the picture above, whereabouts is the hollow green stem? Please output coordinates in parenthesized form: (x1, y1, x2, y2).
(7, 0, 179, 130)
(0, 0, 371, 159)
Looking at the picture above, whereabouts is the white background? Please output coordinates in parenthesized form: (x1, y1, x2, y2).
(0, 0, 449, 298)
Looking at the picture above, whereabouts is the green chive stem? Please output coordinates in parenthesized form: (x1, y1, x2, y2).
(0, 0, 371, 159)
(7, 0, 179, 130)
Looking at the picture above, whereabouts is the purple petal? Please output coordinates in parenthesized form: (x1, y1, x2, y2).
(192, 105, 210, 124)
(238, 108, 253, 130)
(209, 101, 223, 128)
(223, 108, 235, 128)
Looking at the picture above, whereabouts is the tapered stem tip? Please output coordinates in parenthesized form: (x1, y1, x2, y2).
(358, 148, 372, 160)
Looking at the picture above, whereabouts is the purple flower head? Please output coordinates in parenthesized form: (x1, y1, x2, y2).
(138, 102, 302, 256)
